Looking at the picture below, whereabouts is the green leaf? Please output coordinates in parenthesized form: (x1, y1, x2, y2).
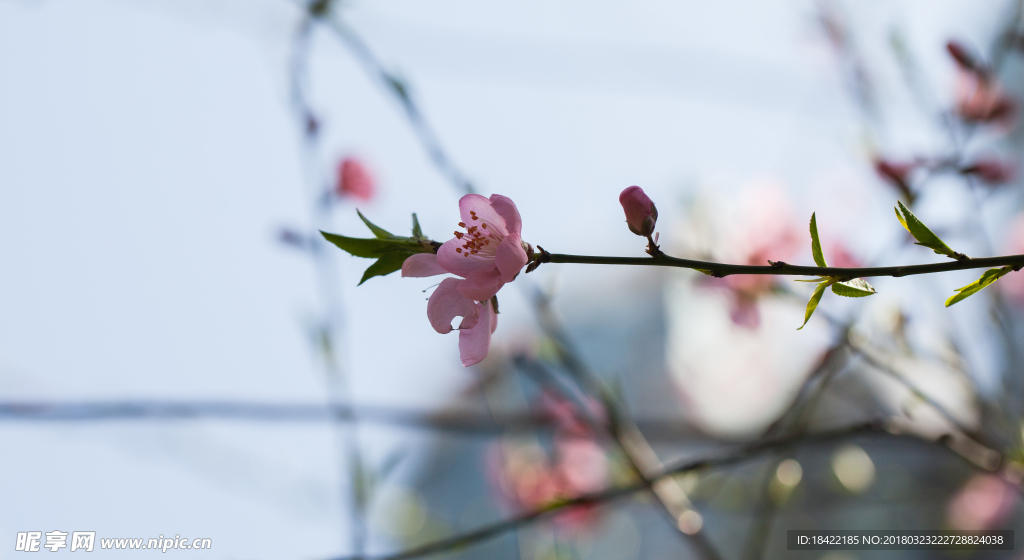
(894, 206, 909, 232)
(322, 211, 440, 285)
(411, 213, 424, 239)
(810, 212, 827, 268)
(798, 280, 832, 330)
(895, 201, 959, 258)
(357, 209, 400, 239)
(320, 231, 399, 258)
(831, 278, 877, 297)
(945, 266, 1014, 307)
(358, 252, 408, 285)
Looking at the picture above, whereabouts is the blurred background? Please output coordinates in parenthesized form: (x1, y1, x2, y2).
(3, 0, 1024, 558)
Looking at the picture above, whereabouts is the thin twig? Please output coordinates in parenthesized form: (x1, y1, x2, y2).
(290, 11, 368, 555)
(312, 13, 476, 195)
(539, 251, 1024, 278)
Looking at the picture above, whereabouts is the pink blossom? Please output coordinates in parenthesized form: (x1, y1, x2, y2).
(947, 474, 1016, 530)
(401, 194, 529, 366)
(554, 435, 609, 495)
(955, 69, 1015, 127)
(873, 158, 917, 191)
(487, 391, 611, 531)
(947, 40, 980, 72)
(827, 241, 862, 269)
(697, 185, 802, 329)
(619, 186, 658, 237)
(999, 215, 1024, 303)
(436, 194, 529, 298)
(962, 158, 1016, 185)
(336, 157, 376, 200)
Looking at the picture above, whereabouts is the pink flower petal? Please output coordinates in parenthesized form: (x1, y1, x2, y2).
(438, 237, 496, 276)
(427, 278, 479, 334)
(401, 253, 448, 277)
(460, 194, 508, 237)
(489, 194, 522, 236)
(495, 234, 528, 282)
(458, 270, 505, 301)
(459, 301, 495, 366)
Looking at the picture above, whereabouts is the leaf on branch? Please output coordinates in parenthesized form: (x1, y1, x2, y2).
(798, 280, 832, 330)
(320, 232, 402, 258)
(411, 213, 424, 239)
(945, 266, 1014, 307)
(358, 252, 408, 285)
(810, 212, 827, 268)
(831, 278, 877, 298)
(322, 211, 437, 285)
(357, 209, 400, 239)
(894, 201, 959, 258)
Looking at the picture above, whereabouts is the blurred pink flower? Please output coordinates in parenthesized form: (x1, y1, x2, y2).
(554, 435, 609, 495)
(999, 215, 1024, 303)
(827, 241, 862, 269)
(538, 391, 605, 438)
(962, 158, 1016, 185)
(955, 69, 1015, 127)
(401, 194, 529, 366)
(873, 158, 918, 196)
(486, 392, 611, 531)
(698, 186, 802, 328)
(947, 474, 1016, 530)
(619, 185, 658, 237)
(335, 157, 376, 200)
(947, 40, 980, 73)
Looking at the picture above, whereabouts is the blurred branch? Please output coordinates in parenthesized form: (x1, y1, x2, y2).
(304, 7, 476, 195)
(327, 422, 1013, 560)
(0, 400, 711, 440)
(290, 11, 368, 555)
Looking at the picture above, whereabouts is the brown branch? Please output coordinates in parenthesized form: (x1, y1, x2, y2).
(537, 251, 1024, 278)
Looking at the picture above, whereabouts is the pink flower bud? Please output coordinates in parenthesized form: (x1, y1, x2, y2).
(947, 40, 980, 72)
(873, 158, 916, 187)
(335, 157, 376, 201)
(955, 71, 1016, 126)
(962, 158, 1016, 184)
(618, 185, 658, 237)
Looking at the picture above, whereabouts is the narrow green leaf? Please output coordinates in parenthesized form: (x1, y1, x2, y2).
(358, 252, 409, 285)
(895, 201, 958, 258)
(411, 213, 424, 239)
(357, 209, 399, 239)
(320, 231, 395, 258)
(894, 206, 909, 232)
(320, 231, 434, 259)
(798, 280, 831, 330)
(945, 266, 1014, 307)
(831, 278, 877, 297)
(809, 212, 827, 268)
(795, 277, 828, 283)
